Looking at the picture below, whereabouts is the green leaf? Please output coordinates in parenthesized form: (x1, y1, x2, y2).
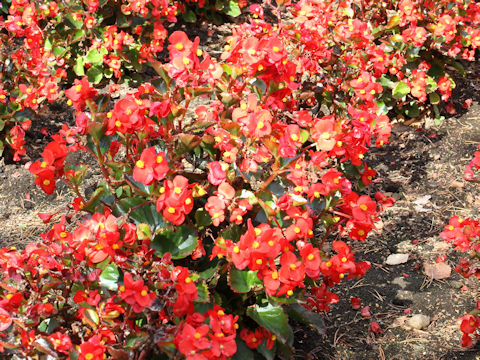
(99, 263, 119, 291)
(427, 62, 444, 79)
(14, 108, 34, 123)
(378, 75, 396, 89)
(52, 46, 67, 57)
(117, 13, 132, 27)
(84, 308, 99, 327)
(429, 92, 440, 105)
(247, 303, 289, 343)
(229, 268, 259, 293)
(175, 133, 202, 156)
(195, 208, 212, 226)
(113, 198, 167, 231)
(126, 332, 149, 349)
(392, 81, 410, 99)
(232, 338, 255, 360)
(182, 9, 197, 22)
(287, 304, 326, 335)
(73, 56, 85, 76)
(44, 37, 53, 51)
(195, 282, 210, 303)
(250, 78, 267, 94)
(87, 66, 103, 84)
(86, 132, 112, 157)
(86, 49, 104, 65)
(224, 0, 241, 16)
(446, 59, 466, 77)
(402, 102, 419, 117)
(257, 342, 276, 360)
(221, 224, 244, 242)
(124, 174, 155, 195)
(151, 225, 198, 259)
(215, 0, 225, 11)
(72, 29, 86, 42)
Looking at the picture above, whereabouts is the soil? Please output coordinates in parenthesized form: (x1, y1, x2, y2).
(1, 21, 480, 360)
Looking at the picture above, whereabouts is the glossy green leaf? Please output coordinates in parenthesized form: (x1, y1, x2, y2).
(287, 304, 326, 335)
(124, 174, 155, 195)
(232, 338, 255, 360)
(182, 9, 197, 22)
(126, 332, 149, 349)
(151, 225, 198, 259)
(247, 303, 289, 343)
(392, 81, 410, 99)
(429, 92, 441, 105)
(257, 342, 275, 360)
(378, 75, 396, 89)
(52, 46, 67, 57)
(84, 308, 99, 327)
(113, 197, 166, 231)
(86, 49, 104, 65)
(195, 282, 210, 303)
(87, 66, 103, 84)
(224, 0, 241, 17)
(86, 132, 112, 157)
(99, 263, 119, 291)
(221, 224, 244, 242)
(228, 268, 259, 293)
(74, 56, 85, 76)
(195, 208, 212, 226)
(72, 29, 85, 42)
(402, 102, 419, 117)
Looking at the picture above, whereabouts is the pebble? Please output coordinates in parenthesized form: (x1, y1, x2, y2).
(395, 290, 414, 301)
(386, 253, 409, 265)
(407, 314, 430, 330)
(397, 240, 415, 253)
(392, 277, 409, 289)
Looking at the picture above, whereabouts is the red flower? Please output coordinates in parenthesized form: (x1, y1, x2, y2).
(119, 272, 156, 313)
(351, 195, 377, 223)
(133, 147, 169, 185)
(460, 314, 480, 335)
(48, 332, 72, 354)
(240, 328, 263, 349)
(65, 77, 97, 111)
(168, 31, 193, 57)
(0, 307, 12, 331)
(79, 335, 105, 360)
(176, 323, 211, 357)
(208, 161, 227, 185)
(156, 176, 194, 225)
(312, 116, 337, 151)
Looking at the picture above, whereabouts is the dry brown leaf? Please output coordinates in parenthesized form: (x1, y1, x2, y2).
(424, 262, 451, 280)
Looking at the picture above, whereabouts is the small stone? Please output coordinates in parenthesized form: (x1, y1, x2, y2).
(392, 277, 409, 289)
(395, 290, 414, 301)
(386, 253, 409, 265)
(407, 314, 430, 330)
(397, 240, 415, 253)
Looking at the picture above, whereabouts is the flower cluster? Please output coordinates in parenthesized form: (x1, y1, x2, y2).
(1, 0, 479, 358)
